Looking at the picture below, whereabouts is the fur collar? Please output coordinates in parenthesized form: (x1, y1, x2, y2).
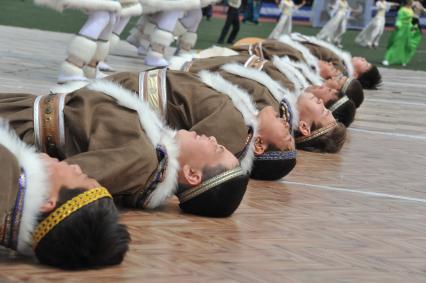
(272, 56, 308, 94)
(198, 71, 258, 174)
(220, 63, 299, 131)
(87, 80, 179, 208)
(290, 33, 354, 77)
(0, 120, 50, 256)
(278, 35, 321, 77)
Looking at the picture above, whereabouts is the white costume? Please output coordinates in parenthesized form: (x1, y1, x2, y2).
(127, 0, 218, 66)
(317, 0, 350, 47)
(34, 0, 124, 83)
(355, 1, 388, 48)
(269, 0, 296, 39)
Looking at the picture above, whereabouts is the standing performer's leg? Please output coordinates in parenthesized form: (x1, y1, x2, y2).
(177, 8, 203, 54)
(227, 7, 240, 44)
(58, 11, 112, 83)
(84, 12, 118, 79)
(217, 7, 234, 44)
(145, 10, 183, 67)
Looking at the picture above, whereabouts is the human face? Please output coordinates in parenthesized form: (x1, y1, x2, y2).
(306, 85, 339, 105)
(352, 57, 371, 78)
(297, 92, 336, 128)
(324, 76, 347, 91)
(176, 130, 239, 171)
(257, 106, 295, 151)
(40, 154, 100, 211)
(318, 60, 342, 79)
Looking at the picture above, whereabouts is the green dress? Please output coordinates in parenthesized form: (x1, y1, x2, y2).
(384, 6, 422, 65)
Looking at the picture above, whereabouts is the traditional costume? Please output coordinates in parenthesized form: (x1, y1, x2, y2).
(34, 0, 123, 83)
(169, 52, 346, 152)
(0, 121, 126, 268)
(383, 5, 422, 66)
(269, 0, 305, 39)
(106, 70, 296, 180)
(128, 0, 218, 66)
(355, 0, 389, 48)
(0, 83, 249, 217)
(317, 0, 350, 48)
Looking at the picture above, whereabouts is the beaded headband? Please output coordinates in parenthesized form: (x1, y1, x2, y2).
(279, 98, 294, 133)
(177, 167, 245, 203)
(295, 121, 338, 144)
(32, 187, 112, 250)
(329, 96, 350, 113)
(341, 77, 353, 94)
(254, 150, 297, 161)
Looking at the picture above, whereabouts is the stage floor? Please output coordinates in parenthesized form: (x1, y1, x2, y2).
(1, 26, 426, 283)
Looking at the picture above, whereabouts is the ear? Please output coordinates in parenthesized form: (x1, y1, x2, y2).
(298, 121, 311, 136)
(253, 136, 267, 155)
(181, 164, 203, 186)
(39, 198, 57, 213)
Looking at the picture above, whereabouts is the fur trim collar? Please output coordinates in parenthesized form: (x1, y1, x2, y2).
(290, 33, 354, 77)
(198, 71, 258, 173)
(197, 46, 239, 58)
(272, 56, 308, 94)
(0, 120, 50, 256)
(278, 35, 321, 77)
(169, 54, 194, 71)
(87, 80, 179, 208)
(168, 46, 239, 71)
(279, 56, 323, 86)
(220, 63, 299, 131)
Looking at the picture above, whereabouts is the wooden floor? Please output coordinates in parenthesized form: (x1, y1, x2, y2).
(1, 25, 426, 283)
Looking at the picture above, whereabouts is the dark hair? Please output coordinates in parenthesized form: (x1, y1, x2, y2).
(344, 79, 364, 108)
(35, 188, 130, 270)
(326, 99, 357, 127)
(295, 122, 347, 153)
(357, 65, 382, 90)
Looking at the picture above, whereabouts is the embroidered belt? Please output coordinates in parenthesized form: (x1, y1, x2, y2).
(244, 55, 267, 71)
(34, 93, 67, 158)
(139, 69, 168, 117)
(248, 41, 264, 59)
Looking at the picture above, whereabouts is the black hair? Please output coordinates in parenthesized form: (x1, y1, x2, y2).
(295, 122, 347, 153)
(35, 188, 130, 269)
(357, 65, 382, 90)
(344, 79, 364, 108)
(326, 98, 357, 127)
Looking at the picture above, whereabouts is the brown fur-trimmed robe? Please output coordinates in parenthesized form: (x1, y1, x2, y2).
(0, 89, 160, 207)
(107, 71, 250, 157)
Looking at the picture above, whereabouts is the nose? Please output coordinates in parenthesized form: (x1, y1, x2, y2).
(209, 136, 217, 144)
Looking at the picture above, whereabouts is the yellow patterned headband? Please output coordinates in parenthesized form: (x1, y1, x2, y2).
(296, 121, 338, 144)
(32, 187, 112, 250)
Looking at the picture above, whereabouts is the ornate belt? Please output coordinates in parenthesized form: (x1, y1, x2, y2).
(244, 55, 267, 71)
(33, 93, 67, 158)
(138, 68, 168, 117)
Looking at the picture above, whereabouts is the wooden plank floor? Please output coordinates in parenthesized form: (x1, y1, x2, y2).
(1, 25, 426, 283)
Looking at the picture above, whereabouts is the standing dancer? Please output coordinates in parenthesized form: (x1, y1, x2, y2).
(217, 0, 242, 44)
(317, 0, 351, 48)
(355, 0, 399, 48)
(383, 0, 422, 66)
(269, 0, 306, 39)
(34, 0, 122, 84)
(412, 0, 426, 31)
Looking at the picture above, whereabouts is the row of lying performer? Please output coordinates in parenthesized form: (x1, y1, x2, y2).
(0, 34, 380, 270)
(0, 66, 344, 269)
